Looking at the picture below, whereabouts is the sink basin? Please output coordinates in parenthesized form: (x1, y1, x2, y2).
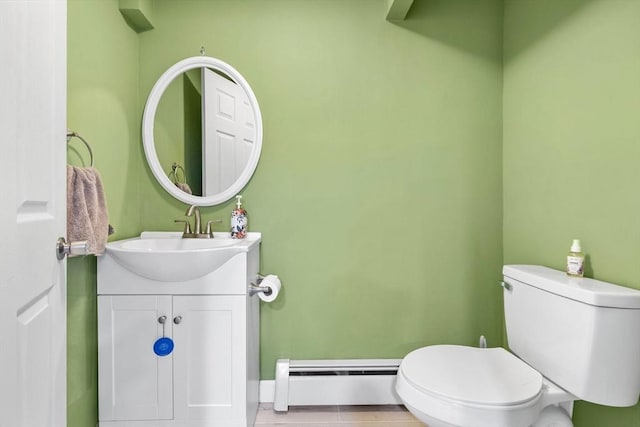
(119, 238, 236, 251)
(105, 232, 260, 282)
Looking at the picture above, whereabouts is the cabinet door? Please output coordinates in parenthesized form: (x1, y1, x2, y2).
(98, 295, 173, 421)
(173, 295, 246, 423)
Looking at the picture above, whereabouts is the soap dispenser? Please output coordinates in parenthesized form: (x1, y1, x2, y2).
(230, 195, 248, 239)
(566, 239, 585, 277)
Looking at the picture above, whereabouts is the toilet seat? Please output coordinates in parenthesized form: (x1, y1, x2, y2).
(396, 345, 545, 427)
(401, 345, 543, 405)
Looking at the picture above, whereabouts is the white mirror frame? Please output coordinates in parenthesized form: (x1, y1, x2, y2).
(142, 56, 263, 206)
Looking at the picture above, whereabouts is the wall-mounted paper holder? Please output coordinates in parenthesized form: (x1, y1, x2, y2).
(249, 274, 272, 296)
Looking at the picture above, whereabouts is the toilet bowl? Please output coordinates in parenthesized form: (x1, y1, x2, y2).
(396, 345, 573, 427)
(395, 265, 640, 427)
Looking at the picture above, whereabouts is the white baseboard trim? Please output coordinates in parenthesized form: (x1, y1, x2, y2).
(258, 377, 402, 405)
(259, 380, 276, 403)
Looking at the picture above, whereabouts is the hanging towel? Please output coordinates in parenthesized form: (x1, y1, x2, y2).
(175, 181, 192, 195)
(67, 166, 111, 255)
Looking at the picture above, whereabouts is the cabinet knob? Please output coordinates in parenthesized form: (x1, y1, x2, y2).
(173, 316, 182, 324)
(158, 316, 167, 324)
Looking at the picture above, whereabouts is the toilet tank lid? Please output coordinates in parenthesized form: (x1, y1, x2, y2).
(503, 265, 640, 309)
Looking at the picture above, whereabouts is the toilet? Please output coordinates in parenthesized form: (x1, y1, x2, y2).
(396, 265, 640, 427)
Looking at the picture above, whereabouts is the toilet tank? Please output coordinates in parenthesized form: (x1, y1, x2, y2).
(503, 265, 640, 407)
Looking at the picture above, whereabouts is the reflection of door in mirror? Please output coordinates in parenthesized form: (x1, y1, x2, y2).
(202, 68, 255, 196)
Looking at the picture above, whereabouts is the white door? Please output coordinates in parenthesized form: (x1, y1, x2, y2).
(201, 68, 255, 196)
(0, 1, 67, 427)
(97, 296, 173, 421)
(173, 295, 246, 423)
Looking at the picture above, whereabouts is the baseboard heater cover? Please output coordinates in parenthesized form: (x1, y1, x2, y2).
(273, 358, 403, 411)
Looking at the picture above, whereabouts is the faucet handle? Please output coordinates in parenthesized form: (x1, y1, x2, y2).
(205, 219, 222, 236)
(174, 219, 192, 234)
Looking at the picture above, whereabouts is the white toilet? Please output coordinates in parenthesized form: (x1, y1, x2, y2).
(396, 265, 640, 427)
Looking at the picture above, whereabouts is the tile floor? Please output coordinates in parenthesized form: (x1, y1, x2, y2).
(254, 403, 423, 426)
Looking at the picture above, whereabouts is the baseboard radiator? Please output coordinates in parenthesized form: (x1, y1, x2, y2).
(273, 358, 403, 411)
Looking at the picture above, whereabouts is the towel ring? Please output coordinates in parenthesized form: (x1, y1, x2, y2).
(171, 162, 186, 184)
(66, 130, 94, 167)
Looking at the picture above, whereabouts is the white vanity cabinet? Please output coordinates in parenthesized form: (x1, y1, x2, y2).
(97, 232, 261, 427)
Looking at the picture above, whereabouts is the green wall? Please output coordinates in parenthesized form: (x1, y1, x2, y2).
(137, 0, 504, 378)
(503, 0, 640, 425)
(67, 1, 141, 426)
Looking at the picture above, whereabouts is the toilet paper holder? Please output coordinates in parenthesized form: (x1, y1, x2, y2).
(249, 274, 273, 297)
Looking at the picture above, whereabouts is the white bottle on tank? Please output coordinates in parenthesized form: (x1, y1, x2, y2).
(566, 239, 585, 277)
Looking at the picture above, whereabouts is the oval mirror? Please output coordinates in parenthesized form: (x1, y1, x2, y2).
(142, 56, 263, 206)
